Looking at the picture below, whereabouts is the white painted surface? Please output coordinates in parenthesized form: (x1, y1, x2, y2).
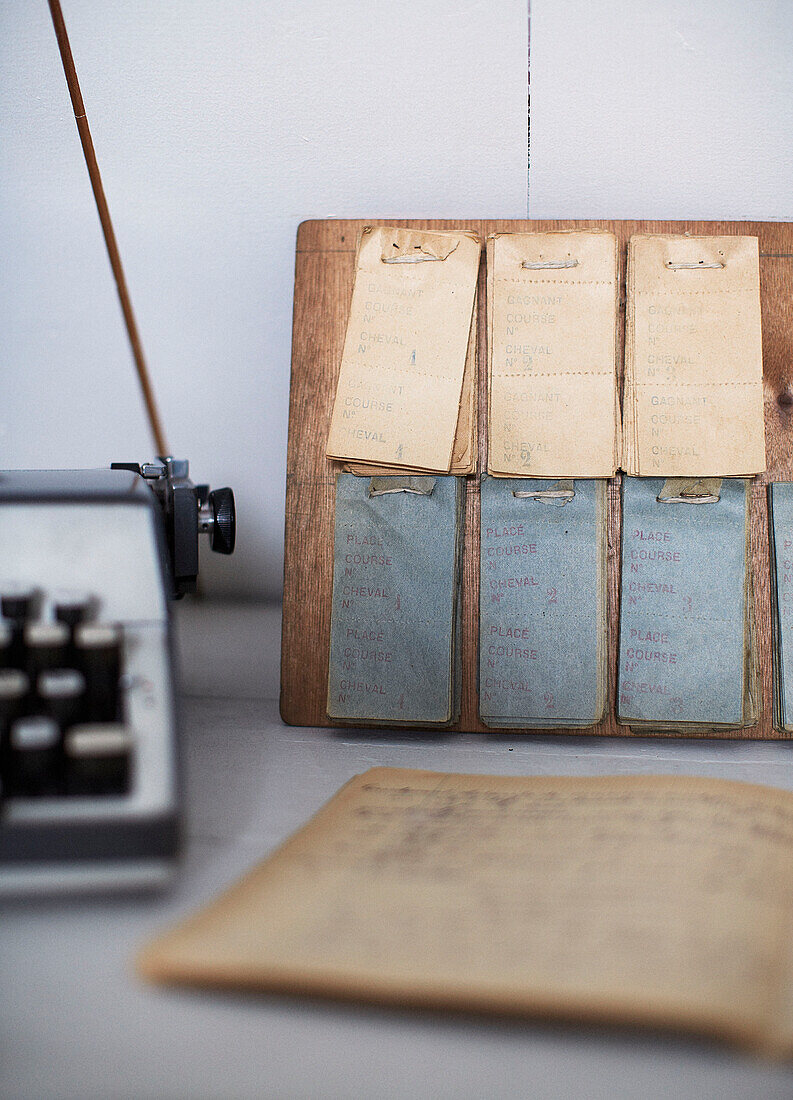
(0, 0, 529, 597)
(529, 0, 793, 219)
(4, 1, 793, 602)
(4, 603, 793, 1099)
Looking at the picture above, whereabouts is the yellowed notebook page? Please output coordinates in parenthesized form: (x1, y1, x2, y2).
(138, 768, 793, 1054)
(488, 230, 619, 478)
(327, 227, 480, 472)
(345, 290, 478, 477)
(624, 234, 765, 477)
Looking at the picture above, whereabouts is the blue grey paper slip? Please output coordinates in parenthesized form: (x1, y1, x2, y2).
(617, 477, 757, 732)
(769, 483, 793, 731)
(478, 477, 607, 729)
(327, 474, 464, 726)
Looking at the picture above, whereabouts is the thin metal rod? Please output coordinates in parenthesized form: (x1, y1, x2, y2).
(47, 0, 169, 457)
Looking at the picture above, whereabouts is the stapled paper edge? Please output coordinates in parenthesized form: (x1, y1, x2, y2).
(368, 476, 437, 497)
(513, 479, 576, 506)
(657, 477, 723, 504)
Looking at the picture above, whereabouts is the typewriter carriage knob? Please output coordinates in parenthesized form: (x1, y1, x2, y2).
(198, 486, 236, 555)
(111, 459, 236, 597)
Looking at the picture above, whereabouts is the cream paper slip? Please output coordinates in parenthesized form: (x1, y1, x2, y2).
(487, 230, 620, 479)
(622, 234, 765, 477)
(344, 289, 478, 477)
(326, 226, 480, 473)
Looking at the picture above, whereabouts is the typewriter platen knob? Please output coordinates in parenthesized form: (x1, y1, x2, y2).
(200, 488, 236, 555)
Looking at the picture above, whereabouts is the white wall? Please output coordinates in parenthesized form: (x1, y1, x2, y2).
(3, 1, 792, 600)
(530, 1, 793, 219)
(0, 0, 529, 597)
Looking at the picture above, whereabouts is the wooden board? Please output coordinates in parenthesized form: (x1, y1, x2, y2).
(281, 219, 793, 738)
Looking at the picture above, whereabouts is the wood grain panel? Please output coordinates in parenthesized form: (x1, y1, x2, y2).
(281, 219, 793, 738)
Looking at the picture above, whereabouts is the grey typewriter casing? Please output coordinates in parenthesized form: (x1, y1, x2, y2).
(0, 468, 180, 893)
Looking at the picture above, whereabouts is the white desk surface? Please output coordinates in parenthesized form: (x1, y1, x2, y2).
(4, 601, 793, 1100)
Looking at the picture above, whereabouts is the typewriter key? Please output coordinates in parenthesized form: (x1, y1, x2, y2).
(74, 623, 122, 721)
(0, 621, 12, 668)
(8, 716, 61, 796)
(65, 723, 133, 795)
(0, 583, 38, 626)
(53, 590, 95, 631)
(38, 668, 87, 729)
(24, 621, 70, 676)
(0, 669, 29, 736)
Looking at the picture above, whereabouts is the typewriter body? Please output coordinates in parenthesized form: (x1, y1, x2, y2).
(1, 4, 237, 893)
(0, 462, 234, 893)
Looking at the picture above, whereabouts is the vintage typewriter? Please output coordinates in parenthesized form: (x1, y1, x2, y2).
(0, 4, 240, 893)
(0, 461, 235, 892)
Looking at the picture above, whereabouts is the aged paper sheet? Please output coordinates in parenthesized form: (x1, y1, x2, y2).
(327, 227, 480, 472)
(623, 235, 765, 477)
(345, 290, 478, 477)
(139, 768, 793, 1054)
(487, 231, 619, 478)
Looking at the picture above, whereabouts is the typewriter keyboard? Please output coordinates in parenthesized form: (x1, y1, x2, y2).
(0, 586, 133, 799)
(0, 475, 180, 893)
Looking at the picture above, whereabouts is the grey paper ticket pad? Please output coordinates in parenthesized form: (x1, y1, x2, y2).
(618, 476, 758, 733)
(327, 474, 464, 726)
(768, 483, 793, 731)
(479, 477, 607, 728)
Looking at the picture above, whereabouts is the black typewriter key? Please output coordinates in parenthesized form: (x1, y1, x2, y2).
(53, 590, 95, 631)
(74, 624, 122, 721)
(24, 621, 70, 676)
(38, 668, 87, 729)
(0, 671, 29, 789)
(8, 716, 62, 796)
(0, 669, 29, 737)
(0, 583, 38, 626)
(0, 621, 12, 668)
(64, 724, 133, 796)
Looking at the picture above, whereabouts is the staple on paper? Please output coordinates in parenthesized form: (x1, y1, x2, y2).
(666, 260, 724, 270)
(656, 477, 722, 504)
(380, 231, 459, 263)
(513, 479, 576, 505)
(368, 476, 436, 497)
(521, 259, 579, 270)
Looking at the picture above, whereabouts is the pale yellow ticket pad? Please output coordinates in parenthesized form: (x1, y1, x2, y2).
(488, 230, 619, 478)
(623, 235, 766, 477)
(327, 227, 480, 472)
(345, 289, 478, 477)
